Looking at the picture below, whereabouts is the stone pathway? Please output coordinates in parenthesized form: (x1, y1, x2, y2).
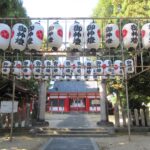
(43, 113, 99, 150)
(43, 138, 99, 150)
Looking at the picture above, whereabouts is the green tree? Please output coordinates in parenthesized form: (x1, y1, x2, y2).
(93, 0, 150, 17)
(93, 0, 113, 17)
(0, 0, 27, 17)
(0, 0, 29, 25)
(93, 0, 150, 109)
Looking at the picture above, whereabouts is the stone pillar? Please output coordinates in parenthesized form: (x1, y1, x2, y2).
(134, 109, 139, 126)
(97, 79, 113, 126)
(38, 81, 47, 121)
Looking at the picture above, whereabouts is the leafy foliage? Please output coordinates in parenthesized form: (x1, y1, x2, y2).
(93, 0, 150, 108)
(0, 0, 30, 25)
(93, 0, 150, 17)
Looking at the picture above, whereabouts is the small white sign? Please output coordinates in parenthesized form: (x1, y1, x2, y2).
(0, 101, 18, 113)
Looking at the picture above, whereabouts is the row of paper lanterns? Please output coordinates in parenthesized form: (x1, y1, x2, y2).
(0, 21, 150, 52)
(1, 59, 134, 80)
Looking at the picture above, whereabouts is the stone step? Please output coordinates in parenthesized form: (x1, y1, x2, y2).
(31, 127, 115, 137)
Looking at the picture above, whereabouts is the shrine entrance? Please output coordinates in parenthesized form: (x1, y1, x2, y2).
(70, 98, 86, 112)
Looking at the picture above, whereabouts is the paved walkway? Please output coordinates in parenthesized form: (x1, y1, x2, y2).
(43, 113, 100, 150)
(43, 138, 99, 150)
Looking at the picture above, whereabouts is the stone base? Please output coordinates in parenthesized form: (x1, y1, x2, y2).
(32, 119, 49, 127)
(97, 120, 114, 127)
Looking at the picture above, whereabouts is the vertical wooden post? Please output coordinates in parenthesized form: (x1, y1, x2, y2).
(85, 97, 90, 112)
(10, 76, 15, 141)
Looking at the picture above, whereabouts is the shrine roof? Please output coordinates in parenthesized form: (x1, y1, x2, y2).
(48, 81, 99, 93)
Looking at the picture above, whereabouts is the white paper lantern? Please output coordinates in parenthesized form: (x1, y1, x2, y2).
(42, 75, 49, 81)
(33, 60, 42, 75)
(16, 74, 23, 80)
(73, 60, 81, 68)
(72, 60, 81, 79)
(12, 60, 22, 75)
(43, 60, 53, 76)
(52, 60, 62, 76)
(63, 60, 72, 77)
(141, 23, 150, 49)
(74, 68, 81, 76)
(93, 69, 98, 80)
(11, 23, 28, 51)
(114, 60, 123, 75)
(64, 68, 72, 76)
(125, 59, 134, 73)
(0, 23, 11, 51)
(23, 60, 32, 80)
(64, 60, 71, 67)
(93, 60, 103, 76)
(27, 22, 44, 51)
(33, 60, 42, 80)
(109, 68, 115, 79)
(86, 21, 101, 50)
(105, 24, 120, 48)
(53, 60, 61, 67)
(84, 60, 93, 79)
(103, 60, 112, 75)
(48, 21, 63, 50)
(122, 23, 138, 49)
(68, 21, 84, 51)
(2, 61, 11, 75)
(96, 60, 103, 68)
(53, 68, 62, 76)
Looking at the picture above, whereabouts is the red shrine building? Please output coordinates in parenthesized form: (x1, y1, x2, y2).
(47, 81, 100, 112)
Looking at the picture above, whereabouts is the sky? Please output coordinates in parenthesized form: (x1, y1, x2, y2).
(23, 0, 98, 18)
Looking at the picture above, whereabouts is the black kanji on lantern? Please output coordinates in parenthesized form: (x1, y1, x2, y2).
(130, 24, 138, 44)
(15, 25, 27, 45)
(106, 26, 113, 44)
(73, 23, 82, 45)
(27, 25, 34, 45)
(48, 26, 54, 43)
(87, 24, 95, 44)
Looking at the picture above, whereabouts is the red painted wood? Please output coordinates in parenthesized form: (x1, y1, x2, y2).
(64, 98, 69, 112)
(86, 97, 90, 112)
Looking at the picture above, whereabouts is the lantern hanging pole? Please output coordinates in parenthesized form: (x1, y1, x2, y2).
(10, 51, 18, 141)
(119, 18, 131, 141)
(125, 72, 131, 141)
(10, 75, 15, 142)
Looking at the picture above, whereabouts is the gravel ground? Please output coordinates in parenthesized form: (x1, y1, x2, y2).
(0, 136, 49, 150)
(95, 134, 150, 150)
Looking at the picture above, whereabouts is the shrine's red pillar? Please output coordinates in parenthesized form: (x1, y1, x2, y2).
(86, 97, 90, 112)
(64, 98, 70, 112)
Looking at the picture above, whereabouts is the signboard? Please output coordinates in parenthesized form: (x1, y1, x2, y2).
(0, 101, 18, 113)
